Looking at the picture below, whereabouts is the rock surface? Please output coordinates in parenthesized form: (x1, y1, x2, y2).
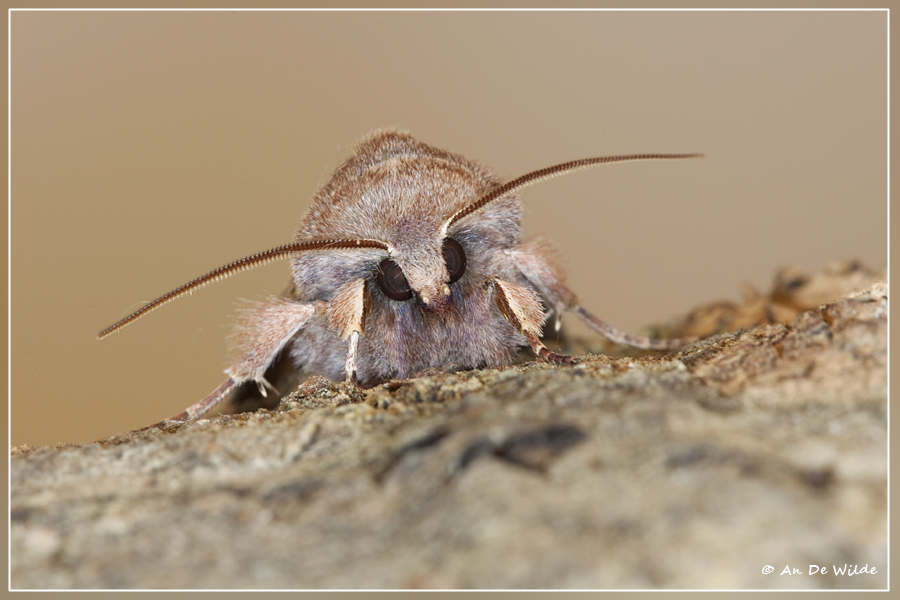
(11, 262, 887, 589)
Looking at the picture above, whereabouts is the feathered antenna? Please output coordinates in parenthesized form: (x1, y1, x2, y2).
(441, 152, 703, 236)
(97, 238, 390, 339)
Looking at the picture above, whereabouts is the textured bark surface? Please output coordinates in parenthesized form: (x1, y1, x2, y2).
(11, 261, 887, 589)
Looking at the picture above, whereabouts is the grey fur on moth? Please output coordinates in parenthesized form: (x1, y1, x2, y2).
(241, 129, 550, 386)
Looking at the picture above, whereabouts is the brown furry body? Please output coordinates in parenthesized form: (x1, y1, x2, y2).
(101, 129, 699, 426)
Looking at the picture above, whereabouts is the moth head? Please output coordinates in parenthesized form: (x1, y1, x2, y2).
(375, 235, 467, 311)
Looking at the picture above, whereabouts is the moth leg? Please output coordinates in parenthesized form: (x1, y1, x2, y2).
(491, 278, 577, 365)
(504, 240, 575, 330)
(148, 379, 239, 429)
(508, 240, 695, 351)
(146, 298, 319, 429)
(226, 298, 320, 386)
(569, 305, 695, 350)
(326, 278, 367, 382)
(345, 331, 361, 383)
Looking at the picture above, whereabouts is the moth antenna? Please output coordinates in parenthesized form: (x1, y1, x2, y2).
(441, 152, 704, 235)
(98, 238, 390, 339)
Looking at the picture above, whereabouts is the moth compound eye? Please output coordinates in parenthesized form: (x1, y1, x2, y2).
(442, 238, 467, 285)
(377, 258, 414, 301)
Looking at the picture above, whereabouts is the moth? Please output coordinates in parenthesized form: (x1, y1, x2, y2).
(99, 130, 701, 427)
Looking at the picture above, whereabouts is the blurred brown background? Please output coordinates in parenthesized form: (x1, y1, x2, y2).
(11, 11, 886, 445)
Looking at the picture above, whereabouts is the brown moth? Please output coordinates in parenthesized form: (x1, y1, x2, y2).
(99, 130, 701, 427)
